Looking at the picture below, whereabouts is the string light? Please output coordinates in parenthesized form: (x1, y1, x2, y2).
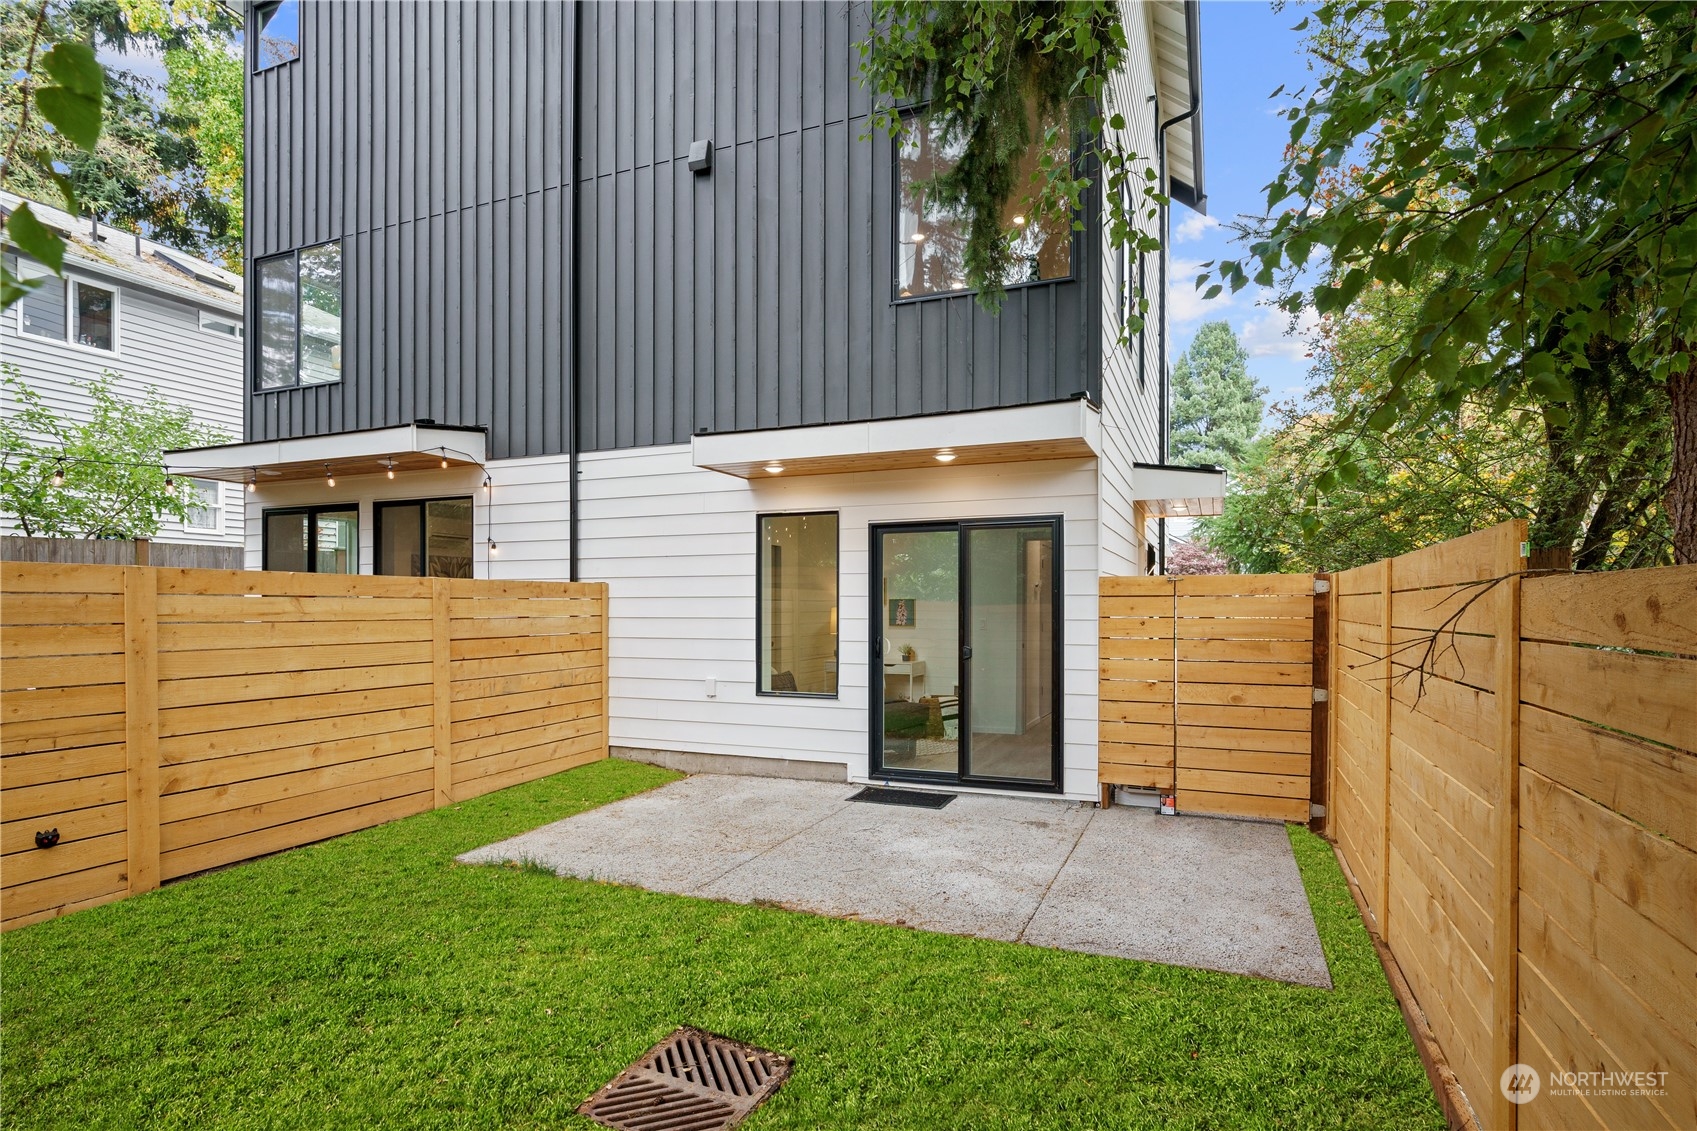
(483, 474, 493, 493)
(325, 463, 336, 488)
(385, 459, 395, 480)
(51, 463, 65, 486)
(488, 539, 499, 554)
(440, 453, 449, 469)
(163, 467, 174, 489)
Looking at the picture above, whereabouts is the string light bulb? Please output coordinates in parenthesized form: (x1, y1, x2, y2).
(488, 540, 499, 554)
(385, 459, 395, 480)
(50, 463, 65, 487)
(163, 467, 175, 489)
(440, 454, 449, 469)
(247, 477, 256, 493)
(325, 464, 336, 488)
(483, 474, 493, 493)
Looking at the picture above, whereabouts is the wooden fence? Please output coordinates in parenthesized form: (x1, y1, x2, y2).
(1, 536, 243, 569)
(1327, 522, 1696, 1131)
(1, 562, 608, 931)
(1100, 573, 1320, 822)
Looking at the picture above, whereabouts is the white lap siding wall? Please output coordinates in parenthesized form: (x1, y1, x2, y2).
(576, 444, 1103, 800)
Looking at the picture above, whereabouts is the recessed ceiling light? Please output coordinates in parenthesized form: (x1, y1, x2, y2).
(935, 449, 956, 463)
(764, 463, 785, 475)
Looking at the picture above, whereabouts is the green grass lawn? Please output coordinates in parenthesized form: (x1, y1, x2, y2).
(1, 759, 1443, 1130)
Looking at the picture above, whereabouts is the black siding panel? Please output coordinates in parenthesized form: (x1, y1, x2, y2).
(248, 1, 1102, 458)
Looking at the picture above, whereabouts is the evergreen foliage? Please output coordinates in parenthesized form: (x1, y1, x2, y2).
(1169, 321, 1266, 471)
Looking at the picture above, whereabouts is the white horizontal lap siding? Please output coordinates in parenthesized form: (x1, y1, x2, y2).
(242, 455, 570, 577)
(578, 443, 1103, 800)
(1097, 2, 1167, 575)
(1, 278, 245, 545)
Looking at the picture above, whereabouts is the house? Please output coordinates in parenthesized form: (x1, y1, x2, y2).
(172, 0, 1222, 801)
(1, 190, 247, 548)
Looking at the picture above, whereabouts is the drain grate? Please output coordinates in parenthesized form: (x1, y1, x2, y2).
(579, 1027, 791, 1131)
(848, 786, 956, 809)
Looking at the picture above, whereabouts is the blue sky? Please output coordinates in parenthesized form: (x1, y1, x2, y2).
(1168, 2, 1317, 409)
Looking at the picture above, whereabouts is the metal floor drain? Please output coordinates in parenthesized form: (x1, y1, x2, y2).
(579, 1027, 791, 1131)
(848, 785, 956, 809)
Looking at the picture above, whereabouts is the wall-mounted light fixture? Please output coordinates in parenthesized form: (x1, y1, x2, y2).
(688, 138, 713, 174)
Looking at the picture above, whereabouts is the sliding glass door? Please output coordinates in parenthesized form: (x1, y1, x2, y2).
(871, 518, 1061, 791)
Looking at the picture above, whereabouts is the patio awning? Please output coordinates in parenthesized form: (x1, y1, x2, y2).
(1132, 462, 1227, 517)
(165, 423, 487, 485)
(691, 400, 1101, 479)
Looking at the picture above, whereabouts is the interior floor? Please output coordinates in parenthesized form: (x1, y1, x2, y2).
(880, 714, 1053, 781)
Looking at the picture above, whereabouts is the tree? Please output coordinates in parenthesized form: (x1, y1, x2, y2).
(0, 366, 228, 538)
(1169, 321, 1267, 470)
(1166, 538, 1228, 576)
(2, 0, 243, 272)
(1, 0, 105, 310)
(1216, 2, 1697, 562)
(857, 2, 1163, 321)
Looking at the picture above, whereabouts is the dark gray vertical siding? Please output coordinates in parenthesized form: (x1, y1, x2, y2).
(248, 1, 575, 461)
(250, 1, 1102, 457)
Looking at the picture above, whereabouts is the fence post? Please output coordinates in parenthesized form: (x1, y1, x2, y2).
(1310, 573, 1330, 833)
(431, 579, 454, 807)
(1489, 522, 1526, 1131)
(132, 538, 150, 567)
(124, 566, 159, 894)
(1378, 555, 1394, 943)
(599, 582, 612, 758)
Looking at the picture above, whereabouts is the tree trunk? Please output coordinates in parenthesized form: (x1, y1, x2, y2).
(1670, 364, 1697, 565)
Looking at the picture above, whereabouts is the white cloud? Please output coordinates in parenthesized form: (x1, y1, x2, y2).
(1238, 299, 1320, 361)
(1172, 212, 1221, 243)
(1167, 258, 1237, 327)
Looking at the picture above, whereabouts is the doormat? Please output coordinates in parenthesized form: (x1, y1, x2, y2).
(848, 786, 956, 809)
(578, 1026, 791, 1131)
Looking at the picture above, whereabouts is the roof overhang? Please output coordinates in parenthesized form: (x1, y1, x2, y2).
(692, 400, 1101, 479)
(1132, 461, 1226, 517)
(166, 423, 487, 485)
(1151, 0, 1206, 214)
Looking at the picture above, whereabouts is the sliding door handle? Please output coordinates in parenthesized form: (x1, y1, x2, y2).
(961, 645, 973, 660)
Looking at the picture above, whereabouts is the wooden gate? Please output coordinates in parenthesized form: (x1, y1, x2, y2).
(1099, 573, 1323, 822)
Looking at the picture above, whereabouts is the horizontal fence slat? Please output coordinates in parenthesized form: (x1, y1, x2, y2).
(1520, 565, 1697, 655)
(1521, 640, 1694, 753)
(1177, 790, 1307, 822)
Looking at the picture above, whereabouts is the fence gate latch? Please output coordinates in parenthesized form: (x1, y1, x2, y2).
(1312, 688, 1329, 703)
(1313, 578, 1331, 594)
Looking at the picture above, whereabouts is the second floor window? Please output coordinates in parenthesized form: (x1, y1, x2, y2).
(896, 112, 1073, 300)
(12, 257, 118, 352)
(257, 241, 341, 390)
(255, 0, 300, 71)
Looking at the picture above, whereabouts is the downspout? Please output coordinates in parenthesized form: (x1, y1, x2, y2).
(567, 0, 583, 582)
(1155, 0, 1203, 575)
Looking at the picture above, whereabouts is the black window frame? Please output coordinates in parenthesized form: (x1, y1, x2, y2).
(375, 496, 477, 579)
(755, 510, 840, 700)
(252, 0, 303, 73)
(262, 502, 360, 573)
(254, 240, 342, 392)
(890, 106, 1081, 305)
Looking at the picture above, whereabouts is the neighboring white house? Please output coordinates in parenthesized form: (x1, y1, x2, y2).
(0, 190, 246, 547)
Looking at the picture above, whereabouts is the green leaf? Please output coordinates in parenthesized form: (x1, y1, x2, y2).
(42, 42, 104, 98)
(6, 206, 66, 274)
(36, 87, 104, 151)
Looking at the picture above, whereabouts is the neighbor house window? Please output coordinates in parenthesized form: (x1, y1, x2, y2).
(12, 258, 117, 352)
(255, 0, 300, 70)
(264, 504, 358, 573)
(758, 513, 839, 697)
(376, 498, 474, 578)
(257, 241, 341, 390)
(184, 479, 223, 533)
(200, 310, 243, 338)
(895, 111, 1073, 299)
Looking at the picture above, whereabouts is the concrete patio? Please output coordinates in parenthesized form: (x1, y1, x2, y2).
(458, 774, 1332, 987)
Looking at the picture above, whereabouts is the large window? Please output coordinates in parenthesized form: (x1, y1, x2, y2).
(255, 0, 300, 70)
(376, 498, 474, 578)
(757, 513, 839, 697)
(257, 242, 341, 390)
(895, 112, 1073, 299)
(12, 257, 117, 352)
(264, 505, 358, 573)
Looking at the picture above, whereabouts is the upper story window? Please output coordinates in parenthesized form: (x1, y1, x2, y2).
(895, 112, 1073, 300)
(200, 310, 243, 338)
(255, 0, 301, 71)
(11, 257, 118, 353)
(256, 241, 341, 390)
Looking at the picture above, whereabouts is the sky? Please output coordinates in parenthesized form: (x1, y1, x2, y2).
(1169, 2, 1319, 411)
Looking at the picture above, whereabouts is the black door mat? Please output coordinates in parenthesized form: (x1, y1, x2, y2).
(579, 1026, 791, 1131)
(848, 786, 956, 809)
